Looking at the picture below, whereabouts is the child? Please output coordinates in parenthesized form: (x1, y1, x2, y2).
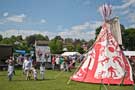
(32, 66, 38, 80)
(40, 62, 45, 80)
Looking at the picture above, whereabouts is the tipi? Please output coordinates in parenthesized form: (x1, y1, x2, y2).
(71, 4, 134, 85)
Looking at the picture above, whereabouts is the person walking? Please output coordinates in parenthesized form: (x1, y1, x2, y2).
(32, 66, 38, 80)
(55, 56, 60, 70)
(40, 62, 45, 80)
(51, 55, 56, 70)
(59, 56, 64, 70)
(6, 56, 15, 81)
(22, 56, 32, 80)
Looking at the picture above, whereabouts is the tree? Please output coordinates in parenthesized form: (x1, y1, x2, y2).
(0, 37, 12, 44)
(88, 39, 95, 48)
(44, 36, 49, 41)
(95, 26, 102, 40)
(56, 40, 63, 54)
(74, 39, 82, 46)
(0, 34, 3, 41)
(66, 44, 74, 52)
(16, 35, 23, 41)
(25, 35, 36, 45)
(49, 39, 63, 54)
(25, 34, 47, 45)
(123, 28, 135, 50)
(10, 35, 22, 44)
(95, 24, 125, 40)
(54, 36, 63, 41)
(64, 38, 73, 44)
(76, 44, 85, 54)
(48, 36, 63, 54)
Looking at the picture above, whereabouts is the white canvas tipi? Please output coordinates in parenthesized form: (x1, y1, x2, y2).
(71, 4, 134, 85)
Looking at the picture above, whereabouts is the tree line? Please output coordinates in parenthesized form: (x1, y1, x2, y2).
(0, 34, 92, 54)
(0, 25, 135, 54)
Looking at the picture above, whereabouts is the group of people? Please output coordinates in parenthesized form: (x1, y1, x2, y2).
(5, 54, 82, 81)
(6, 55, 45, 81)
(51, 55, 77, 72)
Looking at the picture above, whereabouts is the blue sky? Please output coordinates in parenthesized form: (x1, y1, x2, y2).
(0, 0, 135, 41)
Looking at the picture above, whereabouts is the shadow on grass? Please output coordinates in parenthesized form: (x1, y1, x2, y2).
(12, 78, 55, 82)
(0, 74, 7, 76)
(70, 80, 134, 87)
(37, 78, 55, 81)
(0, 74, 21, 76)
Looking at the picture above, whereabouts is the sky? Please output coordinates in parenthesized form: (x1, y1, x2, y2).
(0, 0, 135, 41)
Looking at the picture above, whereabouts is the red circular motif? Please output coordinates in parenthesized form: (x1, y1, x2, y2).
(108, 47, 114, 52)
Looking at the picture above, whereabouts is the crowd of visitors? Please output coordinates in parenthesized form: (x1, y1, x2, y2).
(4, 53, 135, 83)
(5, 53, 83, 81)
(6, 55, 46, 81)
(51, 55, 77, 71)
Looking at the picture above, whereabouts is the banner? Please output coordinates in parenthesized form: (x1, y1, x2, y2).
(35, 46, 50, 62)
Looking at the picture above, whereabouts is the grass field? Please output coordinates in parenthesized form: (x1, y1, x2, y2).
(0, 70, 134, 90)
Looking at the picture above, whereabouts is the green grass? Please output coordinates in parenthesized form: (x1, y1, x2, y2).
(0, 70, 134, 90)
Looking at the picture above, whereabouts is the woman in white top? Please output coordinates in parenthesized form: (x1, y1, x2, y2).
(22, 57, 32, 80)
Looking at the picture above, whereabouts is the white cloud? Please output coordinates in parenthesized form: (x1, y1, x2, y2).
(0, 19, 6, 24)
(0, 29, 57, 40)
(3, 12, 9, 17)
(58, 21, 102, 41)
(71, 22, 89, 31)
(0, 14, 26, 24)
(121, 9, 129, 15)
(0, 21, 102, 41)
(0, 14, 47, 24)
(128, 12, 135, 23)
(111, 0, 135, 28)
(70, 21, 102, 32)
(128, 24, 135, 28)
(41, 19, 47, 23)
(112, 0, 135, 16)
(113, 0, 135, 10)
(83, 0, 91, 6)
(6, 14, 26, 23)
(57, 25, 63, 31)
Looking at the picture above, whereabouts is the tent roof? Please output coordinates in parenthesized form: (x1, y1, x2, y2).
(15, 50, 26, 54)
(35, 40, 49, 46)
(61, 52, 80, 56)
(123, 51, 135, 57)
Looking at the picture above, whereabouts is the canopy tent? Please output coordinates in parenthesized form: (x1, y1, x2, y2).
(61, 52, 80, 56)
(123, 51, 135, 57)
(15, 50, 26, 55)
(70, 4, 134, 85)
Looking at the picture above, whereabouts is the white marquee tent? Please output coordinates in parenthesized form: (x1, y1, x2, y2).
(61, 52, 80, 56)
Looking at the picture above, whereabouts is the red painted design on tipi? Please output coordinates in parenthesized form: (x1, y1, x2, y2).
(71, 23, 134, 85)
